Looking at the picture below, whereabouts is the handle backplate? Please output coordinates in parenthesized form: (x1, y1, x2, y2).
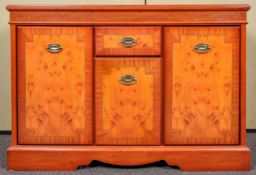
(119, 75, 137, 85)
(47, 44, 63, 53)
(194, 43, 211, 54)
(120, 37, 137, 48)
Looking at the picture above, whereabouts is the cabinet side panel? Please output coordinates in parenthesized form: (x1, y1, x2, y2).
(11, 25, 17, 145)
(164, 27, 240, 145)
(240, 24, 246, 145)
(17, 27, 93, 145)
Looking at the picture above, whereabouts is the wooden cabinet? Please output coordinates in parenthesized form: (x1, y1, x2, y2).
(7, 5, 251, 171)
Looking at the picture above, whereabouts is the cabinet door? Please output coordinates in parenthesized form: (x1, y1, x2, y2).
(95, 58, 161, 145)
(164, 27, 240, 145)
(17, 27, 93, 144)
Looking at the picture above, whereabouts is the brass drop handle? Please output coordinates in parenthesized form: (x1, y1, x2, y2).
(47, 44, 63, 53)
(194, 43, 211, 54)
(120, 37, 137, 48)
(119, 75, 137, 85)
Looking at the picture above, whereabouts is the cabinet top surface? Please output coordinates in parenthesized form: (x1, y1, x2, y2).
(6, 4, 250, 11)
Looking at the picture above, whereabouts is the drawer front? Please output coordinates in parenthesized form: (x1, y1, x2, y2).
(164, 27, 240, 145)
(95, 27, 161, 56)
(17, 27, 93, 144)
(95, 58, 162, 145)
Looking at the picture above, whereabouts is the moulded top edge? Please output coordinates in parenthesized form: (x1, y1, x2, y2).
(6, 4, 251, 12)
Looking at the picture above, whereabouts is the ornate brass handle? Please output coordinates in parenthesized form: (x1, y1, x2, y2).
(47, 44, 63, 53)
(119, 75, 137, 85)
(194, 43, 211, 54)
(120, 37, 136, 48)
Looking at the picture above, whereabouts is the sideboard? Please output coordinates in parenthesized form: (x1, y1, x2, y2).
(6, 4, 251, 171)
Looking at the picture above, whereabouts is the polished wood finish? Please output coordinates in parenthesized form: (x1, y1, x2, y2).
(17, 27, 93, 144)
(7, 11, 247, 25)
(7, 145, 250, 171)
(11, 24, 18, 145)
(7, 5, 250, 171)
(240, 24, 247, 145)
(6, 5, 250, 25)
(95, 58, 161, 145)
(164, 27, 240, 145)
(95, 27, 161, 56)
(6, 4, 251, 11)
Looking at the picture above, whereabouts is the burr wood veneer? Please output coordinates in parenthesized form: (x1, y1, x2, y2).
(6, 4, 251, 171)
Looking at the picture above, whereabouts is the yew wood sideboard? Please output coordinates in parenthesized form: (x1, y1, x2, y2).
(6, 5, 251, 171)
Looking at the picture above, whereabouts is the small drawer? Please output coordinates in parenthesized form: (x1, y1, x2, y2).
(95, 26, 161, 56)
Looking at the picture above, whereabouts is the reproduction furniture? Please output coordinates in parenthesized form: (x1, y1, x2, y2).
(6, 4, 251, 171)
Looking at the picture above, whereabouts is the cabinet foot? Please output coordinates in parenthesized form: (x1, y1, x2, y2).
(7, 145, 250, 171)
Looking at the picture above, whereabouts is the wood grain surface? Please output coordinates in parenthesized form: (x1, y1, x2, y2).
(164, 27, 240, 145)
(95, 58, 162, 145)
(7, 145, 251, 171)
(240, 24, 247, 145)
(6, 5, 251, 11)
(7, 11, 248, 25)
(17, 27, 93, 144)
(95, 27, 161, 56)
(10, 24, 18, 145)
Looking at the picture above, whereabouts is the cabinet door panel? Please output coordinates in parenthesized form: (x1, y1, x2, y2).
(17, 27, 93, 144)
(164, 27, 239, 145)
(95, 58, 162, 145)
